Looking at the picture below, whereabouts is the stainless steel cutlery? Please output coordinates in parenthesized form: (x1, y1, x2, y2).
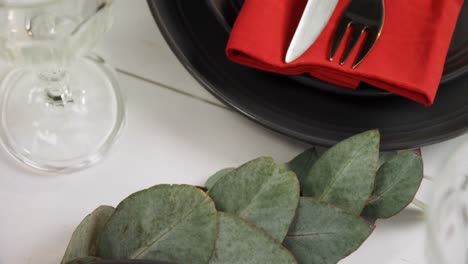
(285, 0, 339, 63)
(286, 0, 385, 69)
(329, 0, 385, 68)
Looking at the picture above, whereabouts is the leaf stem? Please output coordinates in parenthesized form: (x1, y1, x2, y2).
(412, 198, 427, 211)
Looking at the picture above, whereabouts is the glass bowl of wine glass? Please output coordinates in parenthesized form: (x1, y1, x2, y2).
(427, 140, 468, 264)
(0, 0, 125, 173)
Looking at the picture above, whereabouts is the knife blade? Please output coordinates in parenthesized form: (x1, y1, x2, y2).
(285, 0, 339, 63)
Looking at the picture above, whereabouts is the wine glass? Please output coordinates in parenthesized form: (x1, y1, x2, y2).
(0, 0, 125, 173)
(427, 141, 468, 264)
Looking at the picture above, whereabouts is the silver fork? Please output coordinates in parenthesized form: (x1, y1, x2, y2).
(329, 0, 385, 69)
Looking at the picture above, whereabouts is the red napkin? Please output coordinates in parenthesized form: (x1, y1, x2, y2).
(226, 0, 464, 105)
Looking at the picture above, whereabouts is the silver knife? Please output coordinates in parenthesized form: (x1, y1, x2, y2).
(285, 0, 339, 63)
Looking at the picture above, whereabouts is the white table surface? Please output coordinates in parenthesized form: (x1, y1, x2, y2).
(1, 1, 466, 263)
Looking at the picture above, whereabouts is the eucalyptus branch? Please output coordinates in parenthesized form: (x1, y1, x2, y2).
(412, 198, 428, 211)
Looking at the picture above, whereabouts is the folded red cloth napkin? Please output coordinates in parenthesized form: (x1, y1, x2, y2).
(226, 0, 464, 105)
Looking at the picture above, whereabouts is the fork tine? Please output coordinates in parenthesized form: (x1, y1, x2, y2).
(329, 18, 351, 62)
(339, 24, 365, 65)
(352, 30, 379, 69)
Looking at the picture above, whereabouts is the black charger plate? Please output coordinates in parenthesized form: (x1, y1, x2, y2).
(148, 0, 468, 150)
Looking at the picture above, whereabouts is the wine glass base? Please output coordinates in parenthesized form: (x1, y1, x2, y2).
(0, 57, 125, 173)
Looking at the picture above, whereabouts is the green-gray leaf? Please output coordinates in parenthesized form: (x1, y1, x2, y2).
(205, 168, 235, 190)
(208, 157, 300, 241)
(378, 152, 398, 168)
(98, 184, 217, 264)
(65, 256, 100, 264)
(362, 151, 423, 219)
(301, 130, 380, 214)
(284, 198, 374, 264)
(209, 212, 297, 264)
(62, 206, 114, 264)
(288, 148, 321, 184)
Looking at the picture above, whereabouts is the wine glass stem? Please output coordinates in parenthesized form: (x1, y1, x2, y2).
(38, 68, 73, 105)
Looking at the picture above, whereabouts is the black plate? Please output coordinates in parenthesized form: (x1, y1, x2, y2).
(148, 0, 468, 150)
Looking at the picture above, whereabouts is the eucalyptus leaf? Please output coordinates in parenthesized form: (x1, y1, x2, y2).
(301, 130, 380, 214)
(378, 152, 398, 168)
(209, 212, 297, 264)
(65, 256, 100, 264)
(208, 157, 300, 241)
(205, 168, 235, 190)
(62, 206, 114, 264)
(98, 185, 217, 264)
(362, 151, 423, 219)
(284, 198, 374, 264)
(288, 148, 321, 184)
